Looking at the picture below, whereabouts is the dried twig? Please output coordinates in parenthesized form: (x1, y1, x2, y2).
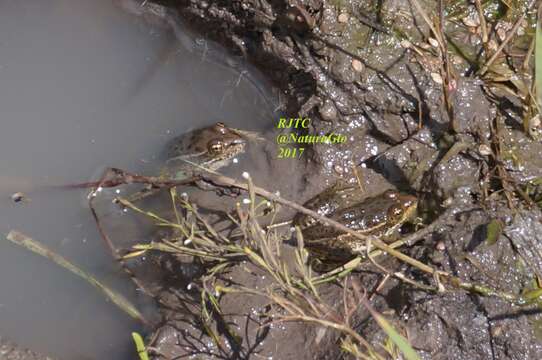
(474, 0, 489, 44)
(478, 2, 535, 76)
(80, 167, 526, 303)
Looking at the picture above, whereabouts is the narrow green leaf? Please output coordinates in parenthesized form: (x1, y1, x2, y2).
(373, 313, 421, 360)
(363, 298, 420, 360)
(132, 332, 150, 360)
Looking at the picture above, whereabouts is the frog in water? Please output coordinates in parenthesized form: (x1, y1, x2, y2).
(165, 122, 250, 180)
(128, 122, 256, 201)
(293, 187, 418, 270)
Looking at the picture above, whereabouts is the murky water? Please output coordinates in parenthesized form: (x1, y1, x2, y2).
(0, 0, 274, 358)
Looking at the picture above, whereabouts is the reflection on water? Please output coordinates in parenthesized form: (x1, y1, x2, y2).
(0, 0, 274, 358)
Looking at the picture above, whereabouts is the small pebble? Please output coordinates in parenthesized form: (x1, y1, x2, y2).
(435, 241, 446, 251)
(478, 144, 492, 156)
(430, 72, 443, 84)
(428, 37, 439, 48)
(338, 13, 349, 23)
(319, 99, 337, 121)
(11, 192, 26, 203)
(242, 198, 251, 204)
(351, 59, 364, 72)
(242, 171, 250, 179)
(491, 325, 504, 337)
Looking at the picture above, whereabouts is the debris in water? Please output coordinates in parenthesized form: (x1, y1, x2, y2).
(11, 192, 26, 203)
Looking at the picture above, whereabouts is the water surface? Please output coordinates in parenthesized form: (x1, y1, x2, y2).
(0, 0, 274, 358)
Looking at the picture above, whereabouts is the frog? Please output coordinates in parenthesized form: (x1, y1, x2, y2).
(293, 187, 418, 270)
(127, 122, 257, 202)
(165, 122, 249, 179)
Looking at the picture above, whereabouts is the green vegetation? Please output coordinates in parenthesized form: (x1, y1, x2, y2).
(119, 180, 421, 359)
(132, 332, 150, 360)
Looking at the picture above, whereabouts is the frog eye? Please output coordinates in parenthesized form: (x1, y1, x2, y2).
(388, 204, 404, 219)
(215, 122, 227, 134)
(208, 140, 225, 155)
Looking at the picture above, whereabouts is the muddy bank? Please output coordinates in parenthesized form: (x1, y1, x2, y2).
(0, 337, 54, 360)
(112, 0, 542, 359)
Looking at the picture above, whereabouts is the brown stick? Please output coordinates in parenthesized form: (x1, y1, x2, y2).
(79, 167, 522, 302)
(85, 168, 184, 305)
(474, 0, 488, 44)
(478, 6, 531, 76)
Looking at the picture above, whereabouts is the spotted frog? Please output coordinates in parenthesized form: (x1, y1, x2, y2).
(165, 122, 250, 179)
(293, 187, 418, 270)
(127, 122, 255, 202)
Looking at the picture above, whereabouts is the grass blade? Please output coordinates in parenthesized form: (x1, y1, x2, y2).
(362, 298, 421, 360)
(132, 332, 150, 360)
(5, 230, 146, 324)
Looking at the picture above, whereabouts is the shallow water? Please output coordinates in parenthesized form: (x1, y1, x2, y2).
(0, 0, 274, 358)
